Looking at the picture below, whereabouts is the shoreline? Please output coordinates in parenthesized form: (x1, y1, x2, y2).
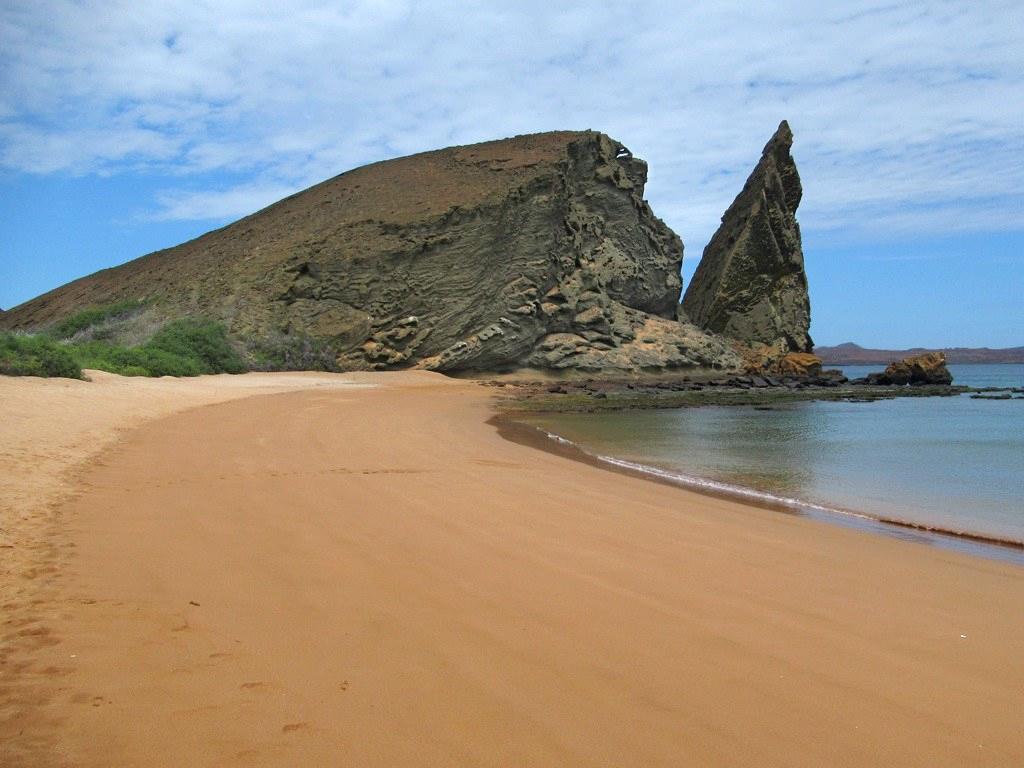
(493, 414, 1024, 565)
(3, 371, 1024, 766)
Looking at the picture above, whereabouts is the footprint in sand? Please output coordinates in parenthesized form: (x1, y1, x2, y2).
(69, 693, 109, 707)
(473, 458, 522, 468)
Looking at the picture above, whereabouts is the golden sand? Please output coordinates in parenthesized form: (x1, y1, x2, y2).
(2, 371, 1022, 766)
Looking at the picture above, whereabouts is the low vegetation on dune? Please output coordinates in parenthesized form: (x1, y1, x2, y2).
(66, 318, 246, 377)
(1, 303, 250, 379)
(244, 332, 340, 372)
(0, 331, 84, 379)
(47, 299, 149, 342)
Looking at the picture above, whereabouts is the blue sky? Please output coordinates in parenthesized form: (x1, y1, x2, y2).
(1, 1, 1022, 347)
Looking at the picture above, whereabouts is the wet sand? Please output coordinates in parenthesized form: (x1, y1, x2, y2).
(2, 371, 1023, 766)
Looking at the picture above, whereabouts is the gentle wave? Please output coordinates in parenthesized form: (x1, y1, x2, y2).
(537, 428, 875, 519)
(534, 427, 1024, 555)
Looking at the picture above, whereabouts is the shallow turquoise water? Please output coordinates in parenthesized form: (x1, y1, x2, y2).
(526, 364, 1024, 545)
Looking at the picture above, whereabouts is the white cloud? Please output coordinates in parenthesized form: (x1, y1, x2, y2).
(152, 181, 305, 221)
(1, 0, 1022, 249)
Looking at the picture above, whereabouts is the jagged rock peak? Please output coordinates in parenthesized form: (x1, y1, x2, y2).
(681, 120, 812, 355)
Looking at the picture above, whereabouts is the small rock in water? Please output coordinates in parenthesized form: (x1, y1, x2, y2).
(867, 352, 953, 386)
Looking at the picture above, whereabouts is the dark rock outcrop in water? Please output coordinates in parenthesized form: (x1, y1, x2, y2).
(0, 131, 741, 375)
(862, 352, 953, 385)
(681, 121, 812, 356)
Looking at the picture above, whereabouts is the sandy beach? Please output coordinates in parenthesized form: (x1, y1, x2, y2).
(2, 371, 1022, 767)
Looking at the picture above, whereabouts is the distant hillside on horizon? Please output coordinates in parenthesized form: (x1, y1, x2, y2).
(816, 342, 1024, 365)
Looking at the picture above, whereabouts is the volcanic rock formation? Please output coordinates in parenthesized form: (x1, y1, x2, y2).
(778, 352, 823, 377)
(681, 121, 812, 357)
(864, 352, 953, 386)
(1, 131, 743, 375)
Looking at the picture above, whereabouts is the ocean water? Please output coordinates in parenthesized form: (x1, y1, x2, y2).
(524, 364, 1024, 552)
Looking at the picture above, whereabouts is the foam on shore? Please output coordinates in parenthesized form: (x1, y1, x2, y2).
(518, 421, 1024, 565)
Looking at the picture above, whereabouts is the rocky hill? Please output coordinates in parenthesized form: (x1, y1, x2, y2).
(816, 342, 1024, 365)
(2, 127, 813, 377)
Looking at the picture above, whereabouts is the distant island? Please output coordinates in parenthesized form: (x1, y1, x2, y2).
(816, 342, 1024, 365)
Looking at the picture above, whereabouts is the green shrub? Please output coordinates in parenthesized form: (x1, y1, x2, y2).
(146, 319, 246, 374)
(3, 317, 246, 379)
(66, 319, 245, 377)
(245, 332, 339, 372)
(49, 300, 146, 340)
(71, 347, 180, 378)
(0, 332, 83, 379)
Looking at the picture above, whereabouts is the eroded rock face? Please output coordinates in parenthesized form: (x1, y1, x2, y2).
(1, 131, 741, 376)
(778, 352, 822, 377)
(681, 121, 812, 356)
(870, 352, 953, 385)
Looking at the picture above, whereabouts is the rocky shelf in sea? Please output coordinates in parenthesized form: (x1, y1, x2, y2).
(488, 376, 984, 413)
(970, 389, 1024, 400)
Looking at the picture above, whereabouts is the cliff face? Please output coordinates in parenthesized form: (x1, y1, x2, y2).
(681, 121, 812, 355)
(2, 131, 740, 375)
